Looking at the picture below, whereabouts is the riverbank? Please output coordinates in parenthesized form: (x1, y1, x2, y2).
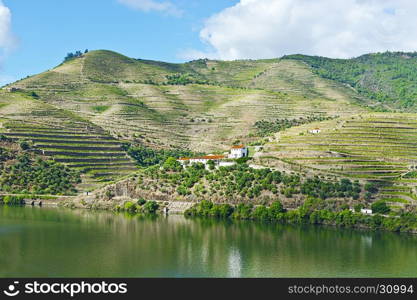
(0, 194, 75, 207)
(2, 194, 417, 235)
(56, 194, 417, 234)
(184, 200, 417, 235)
(6, 176, 415, 234)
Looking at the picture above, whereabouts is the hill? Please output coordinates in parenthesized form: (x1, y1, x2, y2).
(1, 49, 416, 211)
(6, 50, 368, 152)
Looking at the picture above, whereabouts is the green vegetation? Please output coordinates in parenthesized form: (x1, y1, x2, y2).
(285, 52, 417, 110)
(403, 171, 417, 178)
(140, 159, 365, 203)
(1, 195, 26, 205)
(1, 154, 80, 195)
(115, 199, 159, 215)
(371, 200, 391, 214)
(0, 142, 81, 195)
(123, 144, 199, 167)
(91, 105, 110, 113)
(165, 73, 209, 85)
(185, 198, 417, 233)
(64, 50, 87, 62)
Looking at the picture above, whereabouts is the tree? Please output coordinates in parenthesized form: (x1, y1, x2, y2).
(64, 50, 84, 62)
(19, 140, 30, 150)
(269, 201, 284, 216)
(365, 182, 378, 194)
(207, 160, 215, 170)
(354, 203, 364, 212)
(252, 205, 269, 220)
(30, 91, 39, 99)
(142, 201, 159, 214)
(163, 157, 181, 171)
(137, 198, 146, 206)
(371, 201, 390, 214)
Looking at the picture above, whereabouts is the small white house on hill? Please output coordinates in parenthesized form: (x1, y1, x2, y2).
(309, 128, 321, 134)
(229, 145, 248, 159)
(361, 208, 373, 215)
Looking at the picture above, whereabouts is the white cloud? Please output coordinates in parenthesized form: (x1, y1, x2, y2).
(185, 0, 417, 60)
(118, 0, 183, 17)
(0, 0, 15, 55)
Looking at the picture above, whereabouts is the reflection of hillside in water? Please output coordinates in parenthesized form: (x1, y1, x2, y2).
(0, 207, 416, 277)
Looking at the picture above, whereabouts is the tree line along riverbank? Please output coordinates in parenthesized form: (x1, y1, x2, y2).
(184, 199, 417, 234)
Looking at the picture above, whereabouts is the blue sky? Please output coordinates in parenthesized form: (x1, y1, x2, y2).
(0, 0, 238, 85)
(2, 0, 417, 86)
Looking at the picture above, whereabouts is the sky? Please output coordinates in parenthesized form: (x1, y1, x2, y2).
(1, 0, 417, 86)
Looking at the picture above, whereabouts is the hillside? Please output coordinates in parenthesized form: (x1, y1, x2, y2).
(1, 49, 417, 210)
(259, 113, 417, 207)
(6, 50, 368, 152)
(0, 91, 137, 192)
(285, 52, 417, 111)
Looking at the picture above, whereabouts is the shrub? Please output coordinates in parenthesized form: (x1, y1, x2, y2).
(142, 201, 159, 214)
(163, 157, 182, 171)
(2, 195, 25, 205)
(19, 141, 30, 150)
(123, 201, 137, 213)
(137, 198, 146, 206)
(252, 205, 270, 220)
(269, 201, 285, 217)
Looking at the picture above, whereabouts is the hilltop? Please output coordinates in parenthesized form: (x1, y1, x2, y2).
(1, 49, 416, 210)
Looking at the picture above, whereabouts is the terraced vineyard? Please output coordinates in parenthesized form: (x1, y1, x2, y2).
(262, 113, 417, 207)
(3, 49, 411, 203)
(7, 50, 369, 152)
(0, 93, 137, 192)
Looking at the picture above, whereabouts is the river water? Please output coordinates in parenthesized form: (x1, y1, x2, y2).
(0, 206, 416, 277)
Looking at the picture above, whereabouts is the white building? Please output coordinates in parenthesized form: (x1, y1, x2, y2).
(229, 145, 248, 159)
(309, 128, 321, 134)
(178, 145, 248, 168)
(361, 208, 373, 215)
(178, 155, 226, 166)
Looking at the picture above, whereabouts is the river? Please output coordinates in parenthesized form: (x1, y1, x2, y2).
(0, 206, 416, 277)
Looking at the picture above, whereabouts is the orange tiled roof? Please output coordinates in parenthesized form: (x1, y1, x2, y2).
(231, 145, 245, 149)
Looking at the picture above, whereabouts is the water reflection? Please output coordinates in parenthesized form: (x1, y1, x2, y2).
(0, 206, 416, 277)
